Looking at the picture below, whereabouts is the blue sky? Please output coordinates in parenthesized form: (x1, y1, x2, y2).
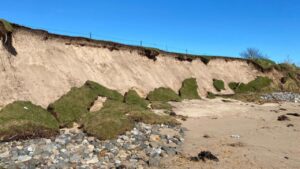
(1, 0, 299, 65)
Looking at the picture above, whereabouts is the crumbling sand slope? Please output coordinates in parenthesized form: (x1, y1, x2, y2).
(0, 26, 279, 108)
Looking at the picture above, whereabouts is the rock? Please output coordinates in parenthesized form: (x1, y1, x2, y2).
(70, 154, 81, 163)
(27, 145, 35, 152)
(150, 135, 161, 142)
(0, 151, 10, 158)
(118, 150, 128, 160)
(148, 156, 160, 167)
(87, 144, 95, 152)
(55, 138, 66, 145)
(131, 128, 139, 135)
(17, 155, 32, 162)
(162, 146, 176, 155)
(115, 159, 121, 166)
(86, 156, 99, 164)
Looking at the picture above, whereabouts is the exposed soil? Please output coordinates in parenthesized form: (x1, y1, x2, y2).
(0, 27, 282, 108)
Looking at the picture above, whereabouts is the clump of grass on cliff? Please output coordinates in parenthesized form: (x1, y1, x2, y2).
(0, 101, 59, 141)
(229, 76, 273, 93)
(213, 79, 225, 92)
(124, 90, 149, 109)
(179, 78, 201, 99)
(147, 87, 181, 102)
(207, 92, 216, 99)
(225, 76, 273, 103)
(0, 19, 13, 32)
(48, 81, 123, 127)
(83, 100, 178, 140)
(252, 58, 276, 70)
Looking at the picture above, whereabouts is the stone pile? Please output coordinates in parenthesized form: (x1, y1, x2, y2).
(0, 123, 185, 169)
(261, 92, 300, 103)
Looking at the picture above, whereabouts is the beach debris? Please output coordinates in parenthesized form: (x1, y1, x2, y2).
(203, 134, 210, 138)
(278, 115, 290, 121)
(190, 151, 219, 162)
(230, 134, 240, 139)
(287, 124, 294, 127)
(286, 113, 300, 117)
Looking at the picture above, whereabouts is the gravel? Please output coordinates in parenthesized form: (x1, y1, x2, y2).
(261, 92, 300, 102)
(0, 122, 184, 169)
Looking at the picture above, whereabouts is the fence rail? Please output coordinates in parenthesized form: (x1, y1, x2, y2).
(27, 24, 210, 56)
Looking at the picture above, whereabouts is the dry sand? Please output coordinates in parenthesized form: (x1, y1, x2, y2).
(160, 98, 300, 169)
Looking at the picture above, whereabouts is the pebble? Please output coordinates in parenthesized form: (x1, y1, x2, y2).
(0, 123, 184, 168)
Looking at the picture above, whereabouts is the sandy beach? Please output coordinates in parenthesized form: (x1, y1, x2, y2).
(161, 98, 300, 169)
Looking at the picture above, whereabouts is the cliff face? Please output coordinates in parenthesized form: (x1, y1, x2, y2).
(0, 26, 280, 108)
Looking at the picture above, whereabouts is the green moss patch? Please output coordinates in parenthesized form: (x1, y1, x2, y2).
(230, 76, 273, 93)
(83, 100, 178, 140)
(124, 90, 149, 109)
(0, 101, 59, 141)
(213, 79, 225, 92)
(179, 78, 201, 99)
(48, 81, 123, 127)
(147, 87, 181, 102)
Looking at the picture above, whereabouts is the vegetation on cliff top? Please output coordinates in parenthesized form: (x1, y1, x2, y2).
(0, 19, 13, 32)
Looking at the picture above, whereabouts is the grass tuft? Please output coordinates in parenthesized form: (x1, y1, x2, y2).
(213, 79, 225, 92)
(0, 101, 59, 141)
(229, 76, 273, 93)
(147, 87, 181, 102)
(124, 90, 149, 109)
(48, 81, 123, 127)
(150, 101, 173, 110)
(179, 78, 201, 99)
(207, 92, 216, 99)
(83, 100, 178, 140)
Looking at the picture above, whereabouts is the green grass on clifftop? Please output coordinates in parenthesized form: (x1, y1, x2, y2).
(83, 100, 178, 140)
(179, 78, 201, 99)
(147, 87, 181, 102)
(124, 90, 149, 109)
(0, 19, 13, 32)
(48, 81, 123, 127)
(252, 58, 276, 70)
(0, 101, 59, 141)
